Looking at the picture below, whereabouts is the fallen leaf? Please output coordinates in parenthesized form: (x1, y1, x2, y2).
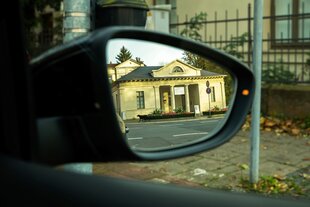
(260, 117, 266, 125)
(291, 128, 300, 136)
(193, 168, 207, 176)
(219, 173, 225, 178)
(300, 173, 310, 179)
(265, 120, 276, 127)
(240, 164, 249, 170)
(265, 127, 272, 132)
(275, 129, 284, 133)
(285, 120, 293, 126)
(273, 174, 286, 181)
(281, 125, 290, 132)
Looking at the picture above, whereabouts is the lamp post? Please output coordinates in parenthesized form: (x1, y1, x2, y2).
(62, 0, 149, 174)
(62, 0, 95, 174)
(94, 0, 149, 29)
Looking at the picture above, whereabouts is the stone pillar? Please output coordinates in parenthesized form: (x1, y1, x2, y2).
(153, 86, 160, 109)
(185, 84, 190, 112)
(119, 87, 125, 117)
(170, 85, 175, 112)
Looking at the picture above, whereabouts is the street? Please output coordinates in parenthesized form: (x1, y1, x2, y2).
(126, 117, 223, 150)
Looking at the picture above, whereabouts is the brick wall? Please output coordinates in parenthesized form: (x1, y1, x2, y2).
(261, 84, 310, 119)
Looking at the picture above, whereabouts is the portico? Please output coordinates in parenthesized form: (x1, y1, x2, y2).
(111, 59, 227, 119)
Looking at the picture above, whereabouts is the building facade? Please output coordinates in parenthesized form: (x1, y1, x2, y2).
(146, 0, 310, 83)
(110, 59, 227, 120)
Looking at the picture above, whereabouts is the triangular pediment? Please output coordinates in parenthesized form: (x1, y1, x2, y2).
(116, 59, 144, 68)
(151, 59, 201, 77)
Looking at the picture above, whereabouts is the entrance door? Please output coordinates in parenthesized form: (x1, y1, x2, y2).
(163, 92, 170, 113)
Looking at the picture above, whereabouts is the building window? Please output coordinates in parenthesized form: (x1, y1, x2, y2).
(172, 66, 184, 73)
(136, 91, 145, 109)
(211, 87, 216, 102)
(271, 0, 310, 48)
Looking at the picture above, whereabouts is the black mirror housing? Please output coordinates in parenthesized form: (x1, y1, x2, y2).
(30, 26, 255, 165)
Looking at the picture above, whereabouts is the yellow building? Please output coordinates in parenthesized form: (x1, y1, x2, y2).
(111, 59, 227, 120)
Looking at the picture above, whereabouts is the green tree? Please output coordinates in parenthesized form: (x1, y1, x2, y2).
(180, 12, 234, 104)
(116, 46, 133, 63)
(180, 12, 207, 42)
(262, 60, 296, 84)
(135, 57, 145, 65)
(221, 33, 248, 60)
(182, 51, 233, 103)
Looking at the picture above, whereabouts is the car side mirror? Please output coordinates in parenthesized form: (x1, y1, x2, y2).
(30, 26, 255, 165)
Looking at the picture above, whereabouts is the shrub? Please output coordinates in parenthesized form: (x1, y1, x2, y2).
(152, 108, 162, 115)
(174, 107, 184, 113)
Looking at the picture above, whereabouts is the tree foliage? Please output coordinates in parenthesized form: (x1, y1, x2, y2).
(116, 46, 133, 63)
(262, 60, 297, 84)
(180, 12, 207, 42)
(182, 51, 233, 103)
(135, 57, 145, 65)
(221, 33, 248, 60)
(180, 12, 234, 104)
(21, 0, 63, 57)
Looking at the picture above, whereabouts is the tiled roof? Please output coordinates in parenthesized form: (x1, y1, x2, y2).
(116, 66, 224, 82)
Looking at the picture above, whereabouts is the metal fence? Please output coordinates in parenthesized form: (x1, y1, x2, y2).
(170, 3, 310, 84)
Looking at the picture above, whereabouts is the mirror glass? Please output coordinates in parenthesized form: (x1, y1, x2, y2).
(106, 38, 234, 151)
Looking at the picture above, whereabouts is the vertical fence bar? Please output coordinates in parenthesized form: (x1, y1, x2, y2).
(204, 15, 208, 43)
(236, 9, 240, 59)
(250, 0, 264, 184)
(287, 3, 291, 82)
(301, 2, 305, 82)
(236, 9, 239, 38)
(215, 11, 217, 47)
(242, 37, 245, 63)
(267, 33, 271, 80)
(287, 45, 291, 81)
(294, 47, 298, 79)
(220, 35, 223, 49)
(225, 10, 228, 43)
(247, 3, 252, 68)
(176, 15, 179, 35)
(280, 33, 284, 79)
(185, 14, 189, 38)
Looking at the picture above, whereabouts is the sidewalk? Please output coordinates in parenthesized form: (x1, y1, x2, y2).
(93, 129, 310, 199)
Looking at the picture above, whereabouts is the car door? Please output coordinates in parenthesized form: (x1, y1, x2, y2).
(0, 1, 308, 207)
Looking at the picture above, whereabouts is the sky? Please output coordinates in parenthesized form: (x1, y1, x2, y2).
(107, 38, 185, 66)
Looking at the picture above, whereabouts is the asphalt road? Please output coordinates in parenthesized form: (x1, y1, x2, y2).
(126, 117, 223, 150)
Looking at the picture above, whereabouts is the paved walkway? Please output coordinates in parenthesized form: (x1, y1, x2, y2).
(93, 128, 310, 199)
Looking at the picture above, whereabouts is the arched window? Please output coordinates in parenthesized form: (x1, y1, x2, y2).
(172, 66, 184, 73)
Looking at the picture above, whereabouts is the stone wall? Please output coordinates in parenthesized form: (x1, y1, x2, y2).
(261, 84, 310, 119)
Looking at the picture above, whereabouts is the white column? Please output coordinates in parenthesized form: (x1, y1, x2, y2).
(119, 88, 126, 119)
(170, 85, 175, 112)
(185, 84, 190, 112)
(153, 86, 160, 109)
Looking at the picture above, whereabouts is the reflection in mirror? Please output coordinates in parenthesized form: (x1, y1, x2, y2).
(106, 39, 234, 151)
